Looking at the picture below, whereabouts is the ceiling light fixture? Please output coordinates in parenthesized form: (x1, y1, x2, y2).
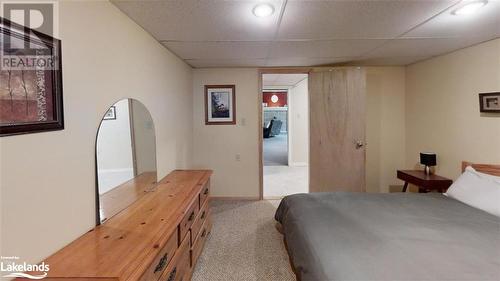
(253, 3, 275, 18)
(452, 0, 488, 15)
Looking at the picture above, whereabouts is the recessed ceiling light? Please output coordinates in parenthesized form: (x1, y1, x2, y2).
(452, 0, 488, 15)
(253, 3, 275, 18)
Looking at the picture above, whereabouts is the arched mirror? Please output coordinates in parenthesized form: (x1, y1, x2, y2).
(95, 99, 157, 224)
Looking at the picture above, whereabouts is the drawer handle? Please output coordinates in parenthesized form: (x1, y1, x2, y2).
(188, 211, 195, 222)
(203, 188, 209, 195)
(201, 211, 206, 220)
(201, 229, 207, 238)
(154, 252, 169, 273)
(167, 267, 177, 281)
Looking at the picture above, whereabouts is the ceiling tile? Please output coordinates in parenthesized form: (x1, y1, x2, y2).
(403, 0, 500, 38)
(263, 74, 308, 86)
(268, 39, 386, 59)
(266, 57, 356, 67)
(353, 56, 429, 66)
(162, 41, 270, 60)
(186, 58, 267, 68)
(278, 0, 458, 40)
(112, 0, 284, 41)
(364, 37, 487, 58)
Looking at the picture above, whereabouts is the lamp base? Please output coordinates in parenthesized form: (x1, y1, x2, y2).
(424, 165, 432, 175)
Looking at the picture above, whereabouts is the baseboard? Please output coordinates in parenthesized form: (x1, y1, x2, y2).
(289, 162, 308, 167)
(210, 196, 260, 201)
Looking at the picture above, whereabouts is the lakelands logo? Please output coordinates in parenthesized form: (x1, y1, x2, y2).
(1, 256, 49, 279)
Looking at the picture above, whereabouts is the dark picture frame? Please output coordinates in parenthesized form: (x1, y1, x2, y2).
(205, 85, 236, 125)
(479, 92, 500, 113)
(0, 17, 64, 136)
(103, 106, 116, 120)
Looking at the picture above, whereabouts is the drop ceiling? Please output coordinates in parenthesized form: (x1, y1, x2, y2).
(112, 0, 500, 68)
(263, 73, 308, 87)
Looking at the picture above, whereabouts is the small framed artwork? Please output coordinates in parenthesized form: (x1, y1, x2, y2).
(205, 85, 236, 125)
(103, 106, 116, 120)
(479, 92, 500, 113)
(0, 18, 64, 136)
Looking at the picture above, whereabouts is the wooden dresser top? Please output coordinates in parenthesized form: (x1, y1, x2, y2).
(42, 170, 212, 280)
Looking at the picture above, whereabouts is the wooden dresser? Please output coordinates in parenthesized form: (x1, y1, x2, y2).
(24, 170, 213, 281)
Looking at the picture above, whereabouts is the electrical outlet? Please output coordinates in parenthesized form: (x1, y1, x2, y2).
(240, 118, 246, 126)
(235, 154, 241, 161)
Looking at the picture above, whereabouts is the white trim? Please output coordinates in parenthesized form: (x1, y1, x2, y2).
(290, 162, 308, 167)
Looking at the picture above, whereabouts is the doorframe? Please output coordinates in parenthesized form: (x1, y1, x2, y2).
(258, 68, 312, 200)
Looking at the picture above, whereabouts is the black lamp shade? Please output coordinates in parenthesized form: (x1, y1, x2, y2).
(420, 152, 437, 166)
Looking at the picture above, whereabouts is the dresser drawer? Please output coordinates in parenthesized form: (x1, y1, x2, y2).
(178, 198, 199, 245)
(140, 230, 178, 281)
(190, 199, 210, 245)
(199, 180, 210, 209)
(159, 234, 190, 281)
(190, 213, 212, 267)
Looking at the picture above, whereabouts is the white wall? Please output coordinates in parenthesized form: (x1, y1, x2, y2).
(131, 99, 157, 175)
(365, 67, 406, 193)
(288, 78, 309, 166)
(192, 69, 260, 198)
(0, 0, 193, 266)
(405, 39, 500, 179)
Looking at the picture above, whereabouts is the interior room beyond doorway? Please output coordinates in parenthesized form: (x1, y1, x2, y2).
(262, 73, 309, 199)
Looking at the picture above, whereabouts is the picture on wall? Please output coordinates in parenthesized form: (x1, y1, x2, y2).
(0, 18, 64, 136)
(103, 106, 116, 120)
(479, 92, 500, 113)
(205, 85, 236, 125)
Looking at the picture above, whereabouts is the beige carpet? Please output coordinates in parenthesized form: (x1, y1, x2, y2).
(264, 166, 308, 199)
(192, 200, 296, 281)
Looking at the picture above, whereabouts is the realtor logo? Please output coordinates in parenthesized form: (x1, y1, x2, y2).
(1, 256, 50, 279)
(1, 2, 55, 50)
(0, 1, 59, 71)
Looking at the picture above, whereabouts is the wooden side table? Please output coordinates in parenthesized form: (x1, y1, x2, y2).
(397, 170, 453, 193)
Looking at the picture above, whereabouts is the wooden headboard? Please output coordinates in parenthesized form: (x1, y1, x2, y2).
(462, 161, 500, 176)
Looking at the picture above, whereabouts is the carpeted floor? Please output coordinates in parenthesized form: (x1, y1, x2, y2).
(264, 166, 308, 199)
(192, 200, 296, 281)
(264, 134, 288, 166)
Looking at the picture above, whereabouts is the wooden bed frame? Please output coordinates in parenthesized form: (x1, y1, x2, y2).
(462, 161, 500, 176)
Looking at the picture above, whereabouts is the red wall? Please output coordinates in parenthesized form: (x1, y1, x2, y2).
(263, 92, 287, 107)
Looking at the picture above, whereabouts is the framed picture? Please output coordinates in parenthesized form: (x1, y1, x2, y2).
(205, 85, 236, 125)
(479, 92, 500, 113)
(0, 18, 64, 136)
(103, 106, 116, 120)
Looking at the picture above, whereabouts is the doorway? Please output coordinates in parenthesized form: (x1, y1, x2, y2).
(260, 71, 310, 199)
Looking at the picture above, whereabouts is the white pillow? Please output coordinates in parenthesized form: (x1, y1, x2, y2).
(445, 166, 500, 217)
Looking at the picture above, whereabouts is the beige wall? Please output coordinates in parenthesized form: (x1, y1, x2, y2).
(288, 77, 309, 166)
(193, 67, 405, 195)
(405, 39, 500, 179)
(0, 0, 193, 266)
(192, 69, 260, 198)
(366, 67, 406, 193)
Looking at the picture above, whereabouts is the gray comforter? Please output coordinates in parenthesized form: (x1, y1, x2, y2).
(275, 192, 500, 281)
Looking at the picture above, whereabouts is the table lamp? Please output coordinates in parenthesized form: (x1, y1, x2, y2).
(420, 152, 437, 175)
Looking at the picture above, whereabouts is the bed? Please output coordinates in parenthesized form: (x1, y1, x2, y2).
(275, 162, 500, 281)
